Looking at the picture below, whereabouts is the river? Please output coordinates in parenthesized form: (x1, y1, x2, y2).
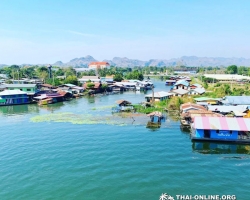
(0, 79, 249, 200)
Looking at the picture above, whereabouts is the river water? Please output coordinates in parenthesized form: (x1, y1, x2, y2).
(0, 80, 250, 200)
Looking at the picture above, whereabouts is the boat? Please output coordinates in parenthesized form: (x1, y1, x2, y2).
(38, 98, 53, 106)
(146, 111, 164, 128)
(191, 116, 250, 144)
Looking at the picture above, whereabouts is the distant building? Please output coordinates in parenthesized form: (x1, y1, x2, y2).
(88, 62, 110, 69)
(173, 67, 198, 74)
(79, 76, 100, 83)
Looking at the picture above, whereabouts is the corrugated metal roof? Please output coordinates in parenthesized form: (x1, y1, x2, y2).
(225, 96, 250, 105)
(191, 88, 205, 94)
(193, 116, 250, 131)
(171, 88, 189, 95)
(0, 90, 27, 95)
(208, 105, 247, 113)
(5, 84, 36, 88)
(145, 91, 173, 98)
(174, 80, 189, 87)
(194, 97, 215, 101)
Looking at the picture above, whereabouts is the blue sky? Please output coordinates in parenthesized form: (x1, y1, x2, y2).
(0, 0, 250, 64)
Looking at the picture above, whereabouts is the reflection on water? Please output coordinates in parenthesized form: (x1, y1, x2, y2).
(180, 125, 191, 133)
(0, 104, 40, 115)
(38, 102, 64, 112)
(192, 141, 250, 154)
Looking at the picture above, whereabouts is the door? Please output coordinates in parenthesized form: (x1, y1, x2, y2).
(204, 130, 210, 138)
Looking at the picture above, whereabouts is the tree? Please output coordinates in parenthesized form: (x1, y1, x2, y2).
(226, 65, 237, 74)
(203, 82, 208, 89)
(113, 74, 123, 82)
(64, 75, 78, 85)
(86, 82, 95, 88)
(126, 70, 144, 81)
(101, 84, 108, 92)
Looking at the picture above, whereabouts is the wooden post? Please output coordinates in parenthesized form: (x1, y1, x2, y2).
(151, 85, 155, 105)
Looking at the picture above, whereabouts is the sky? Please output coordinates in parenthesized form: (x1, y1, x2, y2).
(0, 0, 250, 64)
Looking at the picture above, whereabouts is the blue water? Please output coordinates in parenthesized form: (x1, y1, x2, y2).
(0, 80, 250, 200)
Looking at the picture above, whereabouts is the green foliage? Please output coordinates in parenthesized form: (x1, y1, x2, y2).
(113, 74, 123, 82)
(64, 75, 78, 85)
(101, 84, 108, 91)
(46, 78, 62, 86)
(87, 82, 95, 88)
(226, 65, 238, 74)
(125, 70, 144, 81)
(133, 104, 163, 114)
(203, 82, 208, 89)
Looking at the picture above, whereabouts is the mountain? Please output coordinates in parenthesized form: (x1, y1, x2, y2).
(53, 55, 97, 67)
(2, 56, 250, 67)
(104, 57, 146, 67)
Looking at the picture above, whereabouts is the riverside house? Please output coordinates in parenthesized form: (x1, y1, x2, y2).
(192, 116, 250, 144)
(145, 91, 173, 102)
(0, 90, 29, 106)
(4, 84, 38, 94)
(173, 80, 190, 90)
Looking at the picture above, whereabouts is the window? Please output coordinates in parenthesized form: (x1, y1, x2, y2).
(27, 89, 31, 91)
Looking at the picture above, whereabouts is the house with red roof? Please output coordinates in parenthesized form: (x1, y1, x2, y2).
(88, 62, 110, 69)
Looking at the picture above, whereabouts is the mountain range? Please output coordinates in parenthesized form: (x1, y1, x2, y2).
(2, 55, 250, 68)
(53, 55, 250, 67)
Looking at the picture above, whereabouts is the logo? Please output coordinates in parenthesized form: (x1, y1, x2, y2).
(159, 193, 175, 200)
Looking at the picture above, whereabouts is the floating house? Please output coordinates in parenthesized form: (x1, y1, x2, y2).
(145, 91, 173, 102)
(33, 92, 65, 104)
(112, 100, 134, 112)
(0, 90, 29, 106)
(165, 80, 176, 85)
(146, 111, 164, 128)
(192, 117, 250, 144)
(4, 84, 38, 94)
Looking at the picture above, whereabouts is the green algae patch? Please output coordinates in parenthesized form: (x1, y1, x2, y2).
(30, 112, 96, 125)
(30, 112, 148, 126)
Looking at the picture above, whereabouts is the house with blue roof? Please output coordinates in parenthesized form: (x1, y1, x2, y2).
(173, 80, 190, 90)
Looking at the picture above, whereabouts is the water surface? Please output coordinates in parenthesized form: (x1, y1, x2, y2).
(0, 80, 249, 200)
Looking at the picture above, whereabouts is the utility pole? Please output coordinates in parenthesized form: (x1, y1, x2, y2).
(231, 75, 233, 92)
(151, 85, 155, 105)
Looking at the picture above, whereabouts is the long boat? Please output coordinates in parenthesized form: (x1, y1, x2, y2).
(191, 116, 250, 144)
